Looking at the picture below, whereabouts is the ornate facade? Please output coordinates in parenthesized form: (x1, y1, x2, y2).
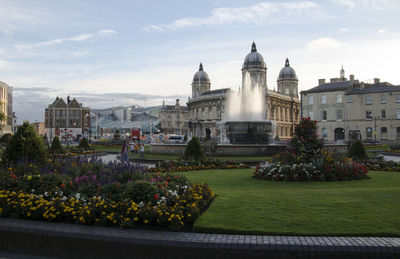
(158, 99, 189, 135)
(187, 42, 301, 140)
(0, 81, 13, 134)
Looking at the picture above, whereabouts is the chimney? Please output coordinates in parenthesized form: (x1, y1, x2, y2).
(176, 99, 180, 106)
(350, 74, 354, 82)
(318, 79, 325, 85)
(374, 78, 380, 84)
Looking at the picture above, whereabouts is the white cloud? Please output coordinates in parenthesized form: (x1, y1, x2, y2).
(143, 1, 319, 31)
(14, 29, 117, 50)
(330, 0, 397, 10)
(339, 28, 348, 33)
(378, 28, 386, 33)
(306, 37, 345, 50)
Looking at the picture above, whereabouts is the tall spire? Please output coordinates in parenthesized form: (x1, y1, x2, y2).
(340, 65, 345, 79)
(251, 42, 257, 52)
(285, 58, 290, 67)
(199, 62, 203, 71)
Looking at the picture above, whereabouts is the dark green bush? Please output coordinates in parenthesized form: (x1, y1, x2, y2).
(2, 121, 47, 164)
(78, 137, 90, 151)
(50, 136, 63, 154)
(348, 140, 366, 160)
(184, 137, 204, 160)
(114, 129, 120, 140)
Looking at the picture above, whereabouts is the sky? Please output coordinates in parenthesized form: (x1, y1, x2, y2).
(0, 0, 400, 123)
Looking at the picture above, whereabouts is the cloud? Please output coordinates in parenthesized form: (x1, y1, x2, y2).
(378, 28, 386, 33)
(14, 29, 117, 50)
(339, 28, 348, 33)
(330, 0, 396, 10)
(13, 87, 54, 92)
(306, 37, 345, 50)
(143, 1, 319, 31)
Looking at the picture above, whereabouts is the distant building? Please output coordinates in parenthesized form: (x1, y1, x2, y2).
(158, 99, 189, 135)
(301, 68, 400, 144)
(45, 96, 90, 142)
(31, 122, 46, 136)
(0, 81, 13, 134)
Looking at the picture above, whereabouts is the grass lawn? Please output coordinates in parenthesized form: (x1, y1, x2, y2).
(180, 169, 400, 236)
(136, 153, 272, 161)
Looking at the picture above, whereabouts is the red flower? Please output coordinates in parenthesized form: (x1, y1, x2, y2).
(154, 194, 159, 200)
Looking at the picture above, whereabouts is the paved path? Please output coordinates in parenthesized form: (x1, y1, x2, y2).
(0, 218, 399, 258)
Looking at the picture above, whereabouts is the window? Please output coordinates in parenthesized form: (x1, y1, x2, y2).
(366, 127, 372, 139)
(397, 109, 400, 119)
(308, 95, 314, 105)
(322, 128, 328, 139)
(381, 127, 387, 139)
(366, 110, 372, 120)
(382, 110, 386, 119)
(397, 127, 400, 138)
(69, 111, 73, 117)
(308, 111, 314, 120)
(381, 94, 386, 104)
(365, 95, 372, 104)
(347, 95, 353, 103)
(336, 94, 342, 103)
(321, 95, 327, 104)
(337, 109, 342, 120)
(397, 94, 400, 102)
(322, 110, 327, 120)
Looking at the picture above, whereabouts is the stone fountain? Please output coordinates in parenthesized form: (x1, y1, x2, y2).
(222, 72, 272, 144)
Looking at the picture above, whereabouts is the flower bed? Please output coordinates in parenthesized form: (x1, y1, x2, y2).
(361, 159, 400, 172)
(152, 159, 250, 173)
(254, 118, 369, 182)
(0, 158, 214, 231)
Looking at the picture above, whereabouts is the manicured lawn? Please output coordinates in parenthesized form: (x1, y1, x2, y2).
(181, 169, 400, 236)
(92, 146, 121, 152)
(137, 153, 271, 161)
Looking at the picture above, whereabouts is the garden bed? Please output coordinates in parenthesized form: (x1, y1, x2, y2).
(0, 158, 214, 231)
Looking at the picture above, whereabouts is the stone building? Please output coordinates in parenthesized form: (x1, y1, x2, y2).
(45, 96, 90, 142)
(31, 122, 46, 136)
(187, 42, 301, 140)
(301, 69, 400, 144)
(0, 81, 13, 134)
(158, 99, 189, 135)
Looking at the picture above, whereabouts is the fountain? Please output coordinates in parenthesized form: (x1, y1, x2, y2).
(222, 72, 272, 144)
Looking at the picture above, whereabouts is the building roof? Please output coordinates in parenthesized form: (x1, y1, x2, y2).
(161, 105, 188, 112)
(200, 88, 230, 96)
(278, 58, 297, 80)
(192, 63, 210, 84)
(346, 83, 400, 95)
(243, 42, 265, 69)
(302, 81, 351, 94)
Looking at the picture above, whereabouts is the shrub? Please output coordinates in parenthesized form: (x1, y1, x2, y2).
(114, 129, 120, 140)
(2, 121, 47, 164)
(184, 137, 204, 160)
(348, 140, 366, 160)
(78, 137, 90, 151)
(50, 136, 63, 154)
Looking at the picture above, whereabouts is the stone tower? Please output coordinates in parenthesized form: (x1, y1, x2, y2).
(191, 63, 211, 98)
(277, 58, 298, 98)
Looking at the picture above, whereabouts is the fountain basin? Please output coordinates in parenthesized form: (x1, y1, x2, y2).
(224, 121, 272, 144)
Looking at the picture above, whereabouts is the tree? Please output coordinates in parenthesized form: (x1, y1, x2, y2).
(184, 137, 204, 160)
(2, 121, 47, 164)
(78, 137, 90, 151)
(348, 139, 366, 160)
(50, 136, 63, 154)
(114, 129, 120, 140)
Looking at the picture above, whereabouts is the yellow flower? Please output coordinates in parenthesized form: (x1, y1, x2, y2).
(134, 217, 139, 222)
(27, 176, 32, 181)
(144, 219, 149, 224)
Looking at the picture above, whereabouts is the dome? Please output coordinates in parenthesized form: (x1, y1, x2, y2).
(192, 63, 210, 83)
(243, 42, 265, 68)
(278, 58, 297, 79)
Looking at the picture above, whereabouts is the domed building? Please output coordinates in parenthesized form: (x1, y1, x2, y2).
(161, 42, 300, 140)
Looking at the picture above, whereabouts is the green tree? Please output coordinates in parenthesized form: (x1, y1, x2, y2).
(348, 139, 366, 160)
(78, 137, 90, 151)
(50, 136, 63, 154)
(3, 121, 47, 164)
(184, 137, 204, 160)
(114, 129, 120, 140)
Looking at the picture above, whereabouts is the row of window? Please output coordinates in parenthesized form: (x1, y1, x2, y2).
(308, 93, 400, 105)
(321, 127, 400, 139)
(50, 110, 82, 118)
(308, 109, 400, 120)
